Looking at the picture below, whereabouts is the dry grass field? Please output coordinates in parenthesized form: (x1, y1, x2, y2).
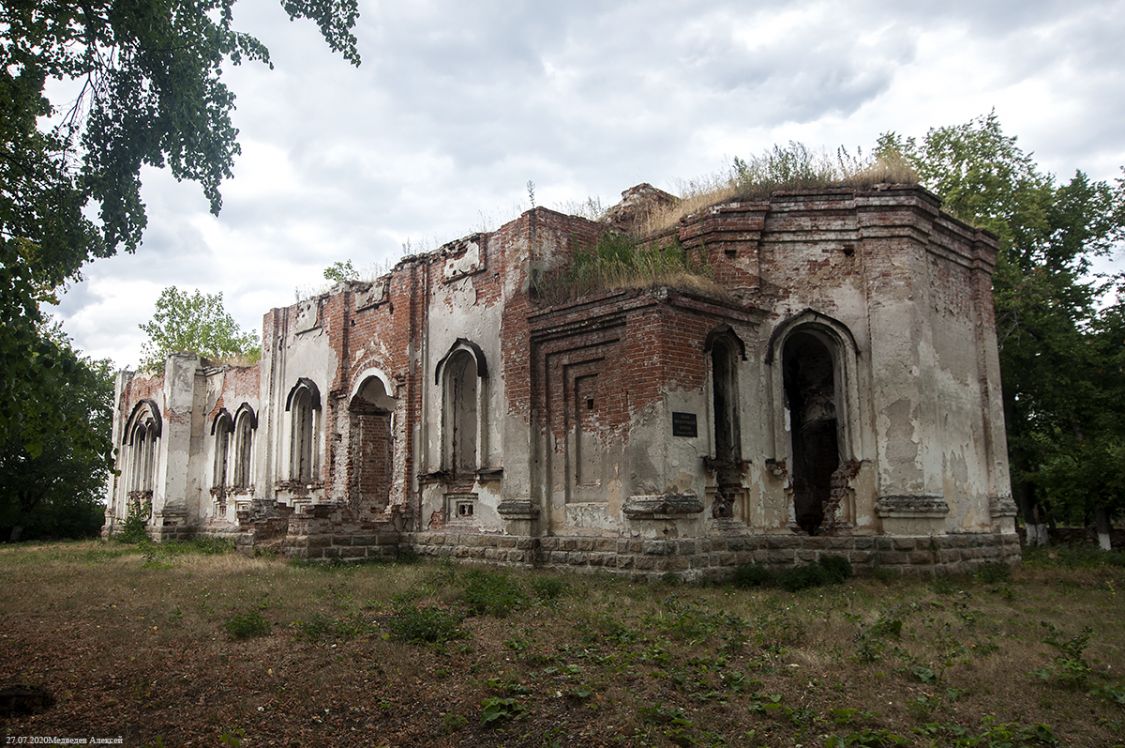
(0, 540, 1122, 747)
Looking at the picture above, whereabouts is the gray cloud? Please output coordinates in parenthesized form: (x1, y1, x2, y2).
(49, 0, 1125, 366)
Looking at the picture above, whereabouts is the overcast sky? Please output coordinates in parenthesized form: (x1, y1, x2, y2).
(50, 0, 1125, 368)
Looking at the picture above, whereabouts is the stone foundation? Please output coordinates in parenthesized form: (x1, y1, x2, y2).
(221, 516, 1020, 579)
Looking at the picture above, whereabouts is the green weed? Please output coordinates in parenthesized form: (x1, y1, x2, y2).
(386, 605, 464, 645)
(224, 610, 270, 640)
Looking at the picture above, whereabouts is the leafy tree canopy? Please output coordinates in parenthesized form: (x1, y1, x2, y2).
(0, 324, 113, 541)
(1, 0, 360, 454)
(139, 287, 260, 371)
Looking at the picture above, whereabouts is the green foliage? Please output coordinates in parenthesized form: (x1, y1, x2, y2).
(732, 141, 917, 196)
(224, 610, 270, 640)
(117, 510, 150, 544)
(323, 260, 359, 284)
(731, 556, 853, 591)
(1, 2, 358, 533)
(292, 611, 373, 642)
(818, 555, 855, 583)
(1035, 623, 1093, 689)
(530, 574, 568, 602)
(138, 287, 260, 371)
(0, 325, 113, 541)
(914, 716, 1059, 747)
(479, 696, 523, 727)
(975, 562, 1012, 584)
(386, 605, 464, 645)
(732, 563, 776, 588)
(881, 113, 1125, 537)
(459, 569, 528, 617)
(824, 728, 911, 747)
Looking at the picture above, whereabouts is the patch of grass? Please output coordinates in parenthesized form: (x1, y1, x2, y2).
(640, 144, 918, 237)
(532, 233, 719, 306)
(825, 728, 911, 747)
(1034, 622, 1094, 689)
(1023, 544, 1125, 569)
(915, 716, 1059, 746)
(223, 610, 270, 640)
(291, 612, 374, 642)
(530, 574, 567, 602)
(731, 556, 853, 592)
(459, 569, 528, 617)
(386, 605, 464, 645)
(2, 547, 1123, 746)
(975, 562, 1012, 584)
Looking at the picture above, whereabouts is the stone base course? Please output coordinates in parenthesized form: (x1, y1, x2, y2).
(213, 519, 1021, 579)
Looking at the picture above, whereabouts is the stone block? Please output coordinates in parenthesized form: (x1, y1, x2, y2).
(909, 550, 934, 565)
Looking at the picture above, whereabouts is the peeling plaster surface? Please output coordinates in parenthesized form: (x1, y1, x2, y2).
(106, 187, 1015, 552)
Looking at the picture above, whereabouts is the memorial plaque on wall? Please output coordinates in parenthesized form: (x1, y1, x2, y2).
(671, 412, 698, 437)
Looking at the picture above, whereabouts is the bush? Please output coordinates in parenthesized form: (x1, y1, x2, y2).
(777, 563, 832, 591)
(818, 555, 854, 583)
(530, 575, 567, 602)
(224, 610, 270, 640)
(387, 605, 464, 644)
(117, 511, 149, 544)
(460, 570, 528, 617)
(976, 562, 1012, 584)
(732, 563, 776, 588)
(732, 556, 852, 592)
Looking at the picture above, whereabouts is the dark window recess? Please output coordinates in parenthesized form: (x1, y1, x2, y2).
(456, 501, 474, 517)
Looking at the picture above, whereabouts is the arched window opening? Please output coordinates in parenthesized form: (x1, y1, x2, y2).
(286, 379, 321, 485)
(231, 406, 256, 489)
(709, 336, 742, 518)
(349, 376, 395, 512)
(783, 331, 840, 534)
(129, 419, 159, 493)
(443, 349, 479, 477)
(212, 411, 233, 492)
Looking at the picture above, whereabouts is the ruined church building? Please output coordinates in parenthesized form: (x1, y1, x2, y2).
(105, 183, 1021, 576)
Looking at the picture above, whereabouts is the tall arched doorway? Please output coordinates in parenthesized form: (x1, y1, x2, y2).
(783, 331, 840, 534)
(349, 376, 396, 513)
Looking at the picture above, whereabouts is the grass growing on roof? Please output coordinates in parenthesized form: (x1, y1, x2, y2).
(533, 231, 719, 305)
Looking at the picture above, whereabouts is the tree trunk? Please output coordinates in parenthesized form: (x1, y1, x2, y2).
(1017, 483, 1049, 547)
(1094, 506, 1112, 551)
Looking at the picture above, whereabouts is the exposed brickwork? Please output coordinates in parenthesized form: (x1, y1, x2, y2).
(108, 183, 1019, 574)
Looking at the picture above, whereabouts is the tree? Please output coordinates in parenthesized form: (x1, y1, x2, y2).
(323, 260, 359, 284)
(0, 325, 114, 541)
(138, 287, 260, 371)
(1, 2, 358, 538)
(880, 113, 1125, 546)
(1, 0, 359, 454)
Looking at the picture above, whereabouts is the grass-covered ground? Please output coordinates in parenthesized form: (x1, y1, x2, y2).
(0, 540, 1122, 747)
